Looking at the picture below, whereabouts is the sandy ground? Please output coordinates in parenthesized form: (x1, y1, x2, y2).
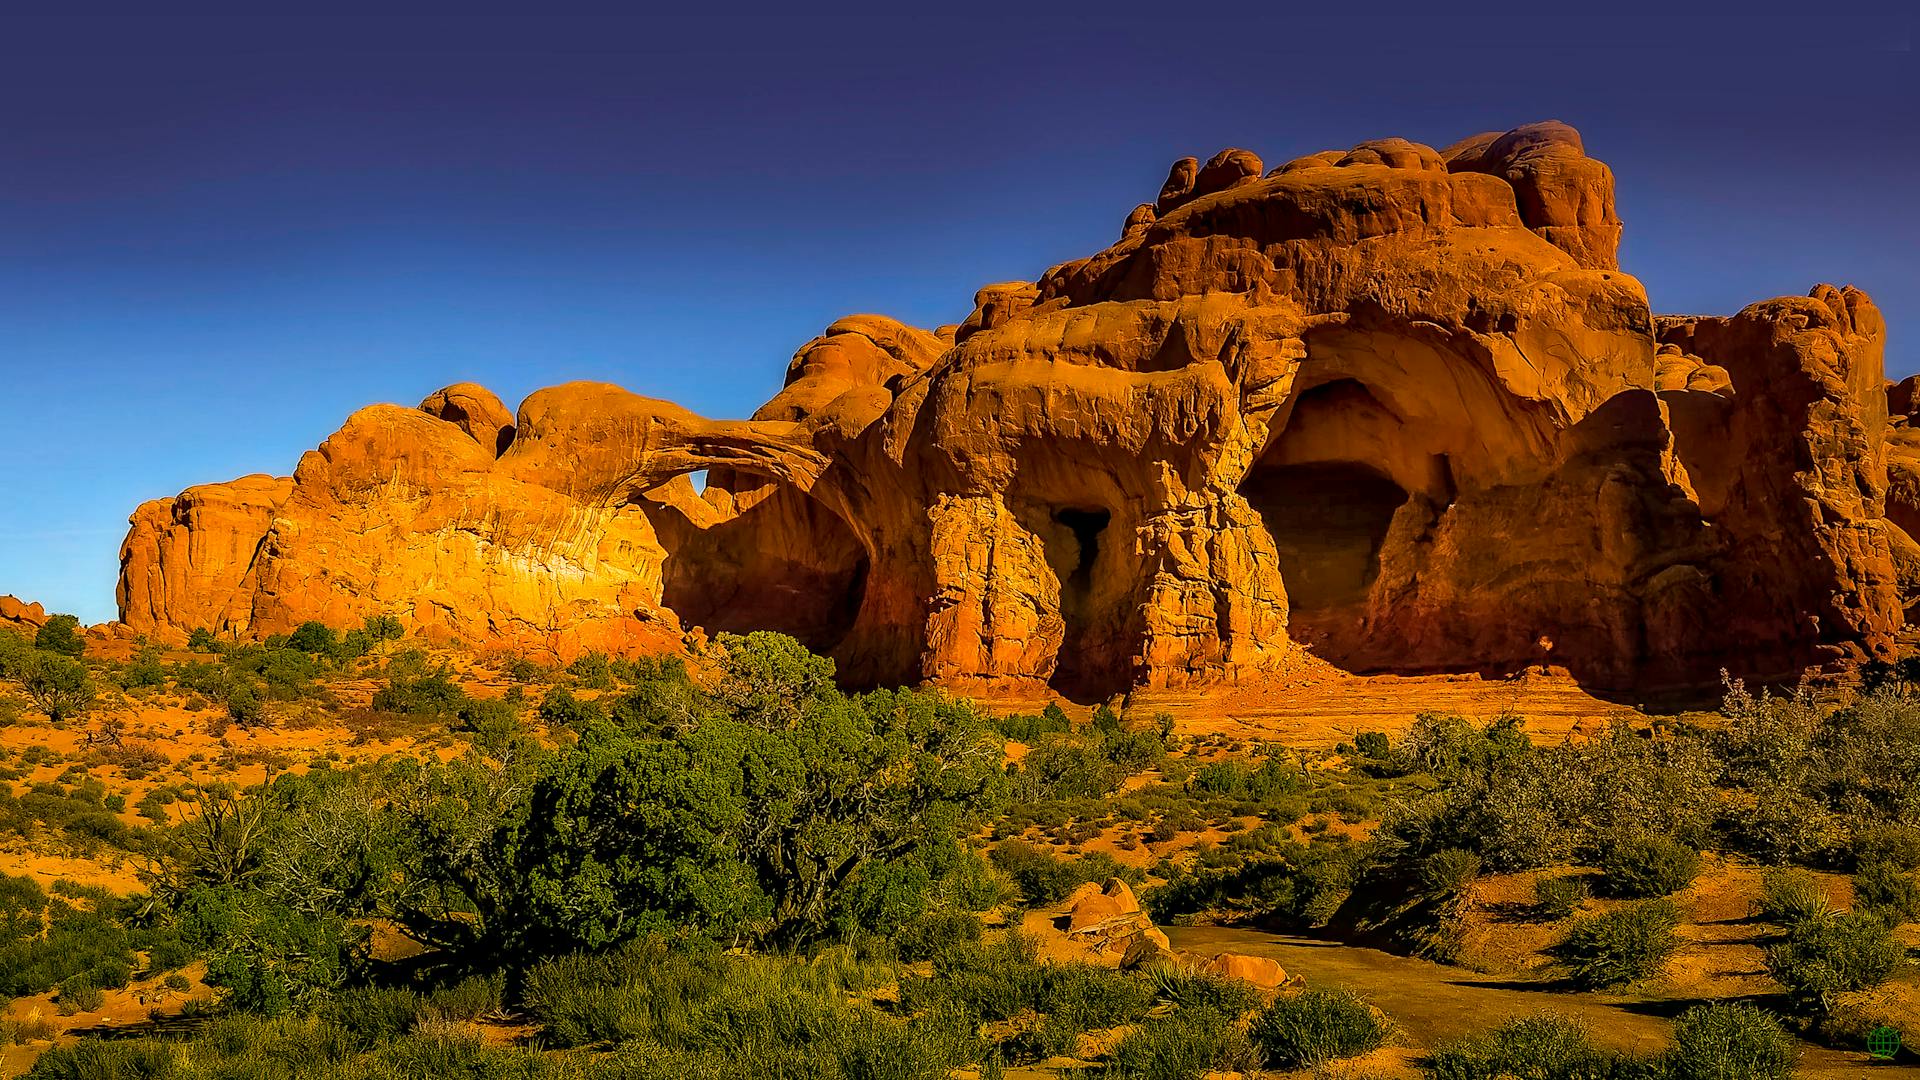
(1166, 925, 1882, 1077)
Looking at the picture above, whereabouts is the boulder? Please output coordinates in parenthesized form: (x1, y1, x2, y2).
(1200, 952, 1289, 990)
(0, 595, 48, 632)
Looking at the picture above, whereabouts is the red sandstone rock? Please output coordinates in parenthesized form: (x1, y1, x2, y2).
(0, 595, 48, 632)
(115, 122, 1909, 692)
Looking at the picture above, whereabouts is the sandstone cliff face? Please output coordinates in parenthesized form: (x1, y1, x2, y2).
(117, 121, 1907, 695)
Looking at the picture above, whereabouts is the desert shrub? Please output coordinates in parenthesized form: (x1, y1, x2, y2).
(1852, 857, 1920, 923)
(1756, 867, 1832, 927)
(225, 679, 267, 727)
(120, 650, 166, 689)
(1399, 712, 1530, 777)
(1550, 899, 1683, 989)
(223, 645, 321, 700)
(1147, 837, 1355, 928)
(1853, 822, 1920, 871)
(1664, 1002, 1793, 1080)
(522, 939, 730, 1049)
(535, 686, 604, 730)
(989, 840, 1126, 907)
(454, 695, 519, 737)
(1189, 755, 1303, 801)
(567, 650, 614, 690)
(994, 707, 1071, 744)
(1427, 1013, 1642, 1080)
(361, 614, 405, 648)
(1385, 721, 1714, 873)
(19, 654, 92, 723)
(1143, 965, 1262, 1016)
(423, 971, 505, 1021)
(1353, 730, 1393, 760)
(34, 615, 85, 658)
(901, 933, 1152, 1037)
(1596, 834, 1701, 898)
(1247, 985, 1390, 1069)
(1533, 874, 1590, 920)
(372, 669, 467, 717)
(508, 671, 1006, 953)
(1765, 910, 1901, 1012)
(893, 910, 983, 962)
(185, 626, 221, 652)
(1106, 1006, 1256, 1080)
(1016, 737, 1123, 801)
(54, 973, 102, 1013)
(1102, 728, 1166, 774)
(284, 620, 339, 656)
(0, 873, 47, 945)
(1419, 848, 1482, 899)
(319, 985, 423, 1049)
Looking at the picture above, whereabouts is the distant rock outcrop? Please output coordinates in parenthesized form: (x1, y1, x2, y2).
(0, 595, 48, 633)
(116, 121, 1909, 694)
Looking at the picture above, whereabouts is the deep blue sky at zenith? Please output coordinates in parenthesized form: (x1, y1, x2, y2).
(2, 15, 1914, 623)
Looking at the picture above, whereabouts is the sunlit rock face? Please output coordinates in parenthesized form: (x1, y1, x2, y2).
(118, 122, 1905, 697)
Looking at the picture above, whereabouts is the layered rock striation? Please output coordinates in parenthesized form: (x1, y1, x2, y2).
(118, 122, 1909, 696)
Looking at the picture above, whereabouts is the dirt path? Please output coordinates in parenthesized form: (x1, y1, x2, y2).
(1167, 926, 1890, 1077)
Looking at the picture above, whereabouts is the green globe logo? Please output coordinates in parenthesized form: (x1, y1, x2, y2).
(1867, 1025, 1903, 1060)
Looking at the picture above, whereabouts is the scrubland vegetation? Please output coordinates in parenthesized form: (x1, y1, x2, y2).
(0, 617, 1915, 1076)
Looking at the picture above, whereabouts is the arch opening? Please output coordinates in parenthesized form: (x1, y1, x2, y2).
(1034, 503, 1131, 704)
(644, 475, 871, 661)
(1242, 377, 1414, 663)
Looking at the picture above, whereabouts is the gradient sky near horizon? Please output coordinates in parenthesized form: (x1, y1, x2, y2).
(2, 14, 1915, 623)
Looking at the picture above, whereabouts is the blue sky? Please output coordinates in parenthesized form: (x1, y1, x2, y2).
(2, 15, 1914, 623)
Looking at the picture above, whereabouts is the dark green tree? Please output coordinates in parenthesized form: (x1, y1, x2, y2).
(21, 653, 92, 722)
(33, 614, 85, 657)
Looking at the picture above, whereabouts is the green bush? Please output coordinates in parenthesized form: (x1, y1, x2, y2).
(536, 686, 605, 730)
(54, 973, 102, 1013)
(1765, 910, 1901, 1012)
(1428, 1013, 1642, 1080)
(1550, 898, 1683, 989)
(1106, 1007, 1255, 1080)
(1852, 857, 1920, 923)
(1756, 867, 1831, 926)
(319, 985, 422, 1049)
(1596, 834, 1700, 898)
(34, 615, 85, 658)
(226, 679, 267, 727)
(1142, 964, 1261, 1016)
(892, 910, 982, 963)
(427, 972, 506, 1021)
(372, 670, 467, 717)
(1533, 874, 1589, 920)
(989, 840, 1126, 907)
(1247, 985, 1390, 1069)
(20, 654, 92, 723)
(1664, 1002, 1793, 1080)
(993, 708, 1070, 744)
(284, 620, 339, 656)
(1419, 848, 1482, 899)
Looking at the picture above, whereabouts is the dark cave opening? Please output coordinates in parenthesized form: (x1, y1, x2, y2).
(1042, 505, 1128, 704)
(1242, 461, 1407, 618)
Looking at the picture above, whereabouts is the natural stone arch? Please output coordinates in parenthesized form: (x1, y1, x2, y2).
(1242, 321, 1556, 667)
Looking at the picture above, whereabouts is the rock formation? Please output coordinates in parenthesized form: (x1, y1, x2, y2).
(117, 121, 1910, 696)
(0, 595, 48, 634)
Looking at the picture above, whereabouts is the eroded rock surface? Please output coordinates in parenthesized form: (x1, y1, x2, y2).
(117, 121, 1907, 694)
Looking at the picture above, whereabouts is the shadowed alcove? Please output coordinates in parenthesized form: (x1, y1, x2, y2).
(1241, 379, 1415, 652)
(642, 472, 871, 660)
